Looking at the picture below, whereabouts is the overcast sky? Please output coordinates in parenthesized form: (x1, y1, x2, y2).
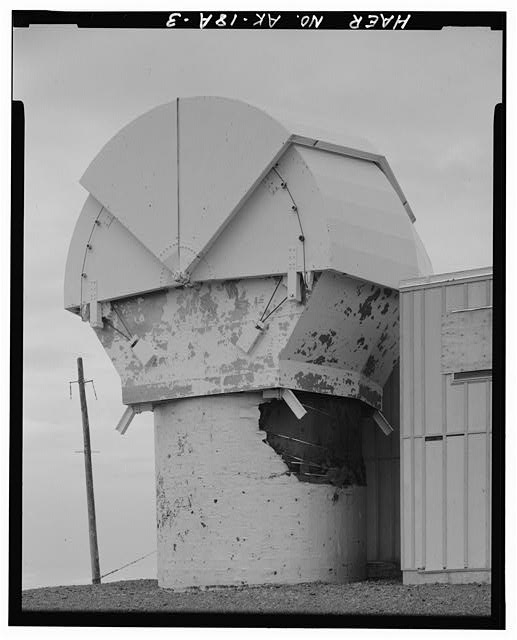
(14, 24, 501, 589)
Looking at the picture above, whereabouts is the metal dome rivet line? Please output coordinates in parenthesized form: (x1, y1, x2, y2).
(79, 205, 104, 313)
(272, 167, 308, 287)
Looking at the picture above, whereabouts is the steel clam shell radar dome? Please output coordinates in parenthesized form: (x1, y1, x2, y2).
(65, 96, 432, 412)
(64, 96, 434, 591)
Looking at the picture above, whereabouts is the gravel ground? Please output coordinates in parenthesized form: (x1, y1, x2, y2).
(22, 578, 491, 616)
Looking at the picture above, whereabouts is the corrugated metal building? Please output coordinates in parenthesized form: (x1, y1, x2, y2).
(399, 268, 492, 584)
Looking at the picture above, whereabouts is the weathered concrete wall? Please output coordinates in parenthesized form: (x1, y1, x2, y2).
(154, 392, 366, 590)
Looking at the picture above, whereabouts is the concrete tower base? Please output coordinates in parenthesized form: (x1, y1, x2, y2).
(154, 392, 366, 590)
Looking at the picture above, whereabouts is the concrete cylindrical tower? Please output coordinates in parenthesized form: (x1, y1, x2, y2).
(154, 393, 366, 589)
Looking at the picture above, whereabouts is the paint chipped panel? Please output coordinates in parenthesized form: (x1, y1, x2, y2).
(279, 271, 398, 403)
(95, 276, 305, 403)
(279, 360, 383, 410)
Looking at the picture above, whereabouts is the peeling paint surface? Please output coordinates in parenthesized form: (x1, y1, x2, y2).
(95, 277, 303, 404)
(279, 271, 399, 408)
(95, 271, 396, 409)
(154, 393, 366, 590)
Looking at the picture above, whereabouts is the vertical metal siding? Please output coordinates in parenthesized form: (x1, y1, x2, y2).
(413, 291, 424, 437)
(400, 271, 492, 580)
(446, 435, 465, 568)
(424, 288, 443, 435)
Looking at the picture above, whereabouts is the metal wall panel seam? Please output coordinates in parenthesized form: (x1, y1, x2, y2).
(449, 305, 492, 314)
(441, 285, 447, 569)
(483, 277, 490, 570)
(399, 292, 406, 570)
(410, 291, 416, 570)
(485, 378, 491, 568)
(463, 284, 469, 569)
(421, 290, 426, 569)
(390, 369, 398, 562)
(402, 429, 488, 439)
(417, 567, 491, 574)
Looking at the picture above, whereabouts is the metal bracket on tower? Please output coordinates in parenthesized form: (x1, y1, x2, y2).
(115, 406, 136, 435)
(236, 319, 266, 354)
(115, 402, 153, 435)
(287, 246, 301, 302)
(130, 336, 157, 366)
(263, 388, 307, 420)
(372, 409, 394, 436)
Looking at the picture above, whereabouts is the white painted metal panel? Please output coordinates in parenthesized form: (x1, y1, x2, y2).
(413, 292, 424, 437)
(191, 146, 331, 281)
(80, 102, 179, 267)
(274, 145, 335, 271)
(445, 284, 466, 312)
(446, 435, 465, 569)
(402, 438, 412, 569)
(294, 146, 426, 288)
(424, 288, 443, 435)
(425, 440, 444, 570)
(414, 437, 424, 569)
(467, 381, 488, 432)
(468, 433, 488, 568)
(401, 294, 412, 438)
(489, 380, 492, 432)
(65, 195, 176, 310)
(79, 207, 176, 305)
(467, 280, 489, 308)
(177, 97, 291, 274)
(446, 378, 465, 433)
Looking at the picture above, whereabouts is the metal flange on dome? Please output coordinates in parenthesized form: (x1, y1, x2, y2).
(65, 96, 431, 417)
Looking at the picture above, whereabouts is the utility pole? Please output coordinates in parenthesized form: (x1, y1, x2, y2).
(75, 357, 101, 584)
